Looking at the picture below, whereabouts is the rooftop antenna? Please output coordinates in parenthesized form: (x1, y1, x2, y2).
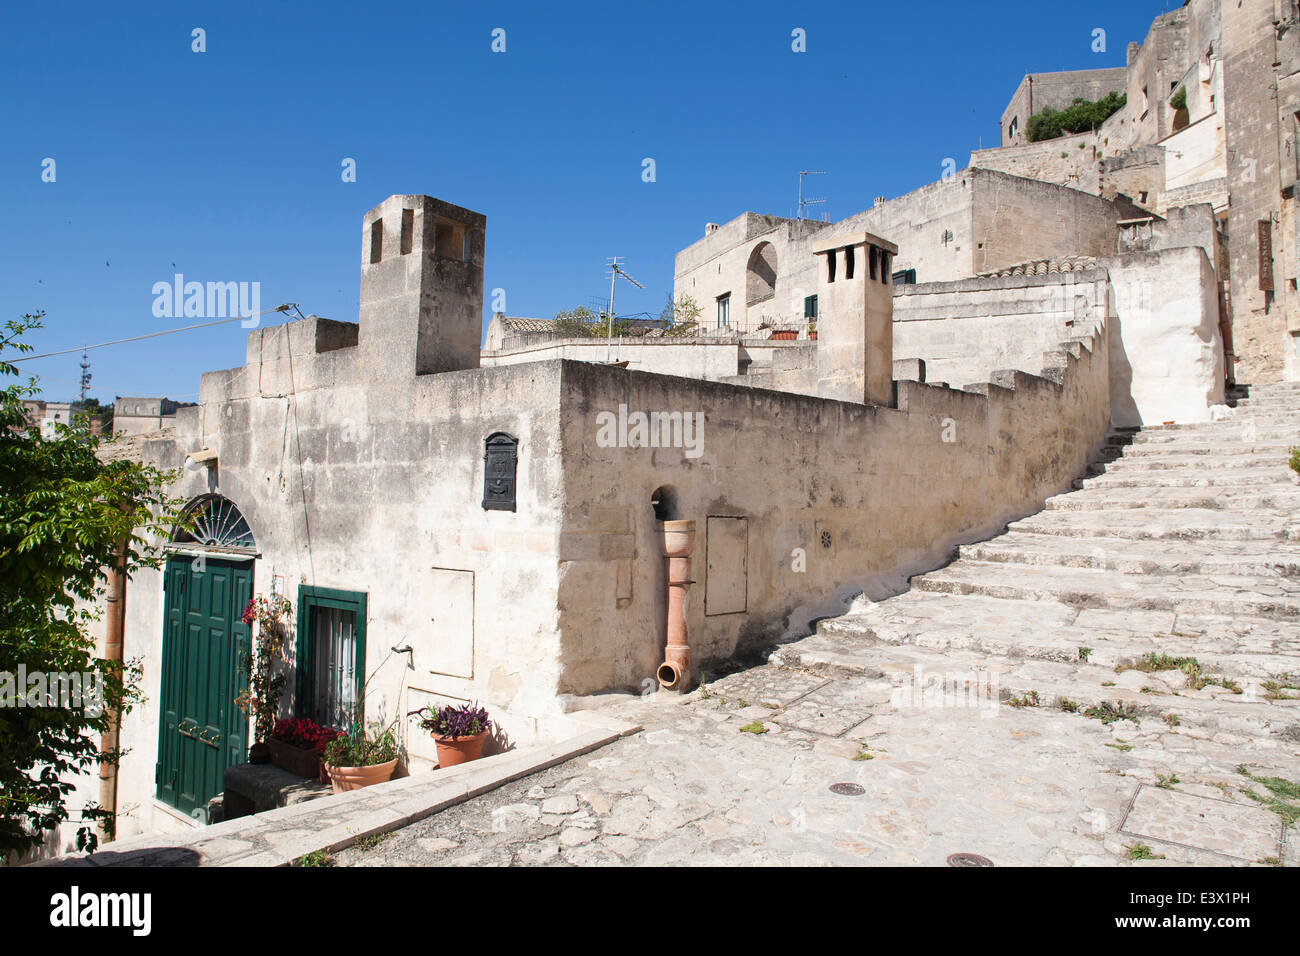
(77, 349, 91, 407)
(797, 170, 827, 221)
(605, 257, 644, 362)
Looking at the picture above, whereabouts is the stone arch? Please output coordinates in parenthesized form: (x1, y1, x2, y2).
(172, 493, 256, 551)
(745, 241, 778, 306)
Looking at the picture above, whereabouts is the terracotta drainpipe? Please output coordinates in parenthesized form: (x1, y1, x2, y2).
(98, 539, 126, 842)
(656, 520, 696, 692)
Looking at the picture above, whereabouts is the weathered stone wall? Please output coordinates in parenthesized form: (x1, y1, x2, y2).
(893, 270, 1110, 389)
(551, 319, 1112, 695)
(1106, 246, 1225, 425)
(1223, 0, 1285, 384)
(999, 69, 1128, 147)
(103, 298, 575, 841)
(971, 170, 1118, 275)
(482, 336, 810, 382)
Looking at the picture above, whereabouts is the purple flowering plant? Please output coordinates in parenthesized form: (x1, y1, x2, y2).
(409, 701, 492, 739)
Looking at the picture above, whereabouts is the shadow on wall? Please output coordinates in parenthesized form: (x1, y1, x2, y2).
(1108, 313, 1140, 425)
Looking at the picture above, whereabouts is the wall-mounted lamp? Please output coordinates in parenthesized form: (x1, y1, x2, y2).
(183, 448, 218, 472)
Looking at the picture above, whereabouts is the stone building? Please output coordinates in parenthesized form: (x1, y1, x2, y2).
(33, 0, 1283, 860)
(973, 0, 1300, 386)
(112, 397, 194, 437)
(45, 183, 1141, 851)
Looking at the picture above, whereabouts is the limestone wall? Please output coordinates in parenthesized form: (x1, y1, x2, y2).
(971, 171, 1119, 275)
(1106, 247, 1226, 425)
(551, 319, 1112, 695)
(107, 330, 573, 840)
(893, 270, 1110, 388)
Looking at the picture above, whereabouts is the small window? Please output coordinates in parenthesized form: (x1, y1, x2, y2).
(369, 219, 383, 264)
(716, 293, 730, 329)
(400, 208, 414, 255)
(435, 219, 466, 260)
(804, 295, 818, 319)
(844, 245, 855, 280)
(296, 587, 367, 730)
(826, 250, 836, 283)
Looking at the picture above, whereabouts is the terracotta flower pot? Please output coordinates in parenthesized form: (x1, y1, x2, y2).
(267, 738, 321, 780)
(323, 757, 398, 794)
(434, 732, 487, 768)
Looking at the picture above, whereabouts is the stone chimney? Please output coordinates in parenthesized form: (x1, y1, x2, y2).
(812, 231, 898, 407)
(359, 194, 485, 376)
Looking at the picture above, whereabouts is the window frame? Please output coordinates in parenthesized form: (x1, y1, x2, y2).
(294, 585, 368, 728)
(716, 293, 731, 329)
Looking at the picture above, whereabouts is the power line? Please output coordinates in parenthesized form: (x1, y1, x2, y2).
(11, 305, 294, 363)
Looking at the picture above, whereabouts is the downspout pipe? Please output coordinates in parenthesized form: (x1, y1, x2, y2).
(656, 520, 696, 693)
(98, 540, 126, 842)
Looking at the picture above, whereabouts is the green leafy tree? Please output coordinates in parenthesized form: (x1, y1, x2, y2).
(665, 294, 702, 337)
(552, 306, 631, 339)
(0, 313, 182, 859)
(1027, 92, 1127, 142)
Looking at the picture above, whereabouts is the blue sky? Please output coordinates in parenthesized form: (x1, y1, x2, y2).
(0, 0, 1167, 403)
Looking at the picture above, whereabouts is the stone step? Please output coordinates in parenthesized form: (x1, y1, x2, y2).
(959, 531, 1300, 577)
(1125, 425, 1299, 444)
(1078, 467, 1294, 490)
(1098, 441, 1293, 459)
(772, 632, 1299, 741)
(1093, 452, 1289, 472)
(1044, 486, 1300, 512)
(811, 592, 1300, 678)
(1009, 507, 1294, 542)
(911, 560, 1300, 620)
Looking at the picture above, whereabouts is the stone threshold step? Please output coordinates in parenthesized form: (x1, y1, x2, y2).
(771, 638, 1297, 741)
(959, 532, 1300, 577)
(1045, 488, 1300, 512)
(816, 611, 1300, 680)
(911, 562, 1300, 620)
(1008, 508, 1293, 541)
(1078, 472, 1294, 490)
(35, 712, 642, 868)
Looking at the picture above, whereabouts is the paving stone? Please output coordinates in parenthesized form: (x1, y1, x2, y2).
(1120, 785, 1284, 862)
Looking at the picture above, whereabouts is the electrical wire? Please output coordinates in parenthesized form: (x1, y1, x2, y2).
(11, 305, 294, 363)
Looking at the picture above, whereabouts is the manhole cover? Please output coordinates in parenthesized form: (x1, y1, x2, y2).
(829, 782, 865, 796)
(947, 852, 994, 867)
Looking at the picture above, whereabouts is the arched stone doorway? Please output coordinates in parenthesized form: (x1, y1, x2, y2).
(156, 494, 257, 822)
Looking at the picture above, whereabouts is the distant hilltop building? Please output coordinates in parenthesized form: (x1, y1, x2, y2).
(17, 399, 102, 437)
(112, 396, 196, 436)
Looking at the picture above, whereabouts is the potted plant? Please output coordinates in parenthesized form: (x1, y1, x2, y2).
(235, 594, 292, 763)
(807, 321, 818, 340)
(320, 723, 399, 794)
(267, 717, 341, 782)
(409, 702, 493, 767)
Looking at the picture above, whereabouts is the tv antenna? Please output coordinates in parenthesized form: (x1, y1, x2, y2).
(605, 257, 644, 361)
(797, 170, 827, 220)
(78, 349, 91, 406)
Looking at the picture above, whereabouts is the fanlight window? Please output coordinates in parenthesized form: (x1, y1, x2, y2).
(173, 494, 255, 550)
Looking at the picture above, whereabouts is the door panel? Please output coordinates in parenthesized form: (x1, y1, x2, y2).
(157, 555, 252, 820)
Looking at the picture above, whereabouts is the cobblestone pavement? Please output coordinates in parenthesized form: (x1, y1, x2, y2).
(337, 384, 1300, 867)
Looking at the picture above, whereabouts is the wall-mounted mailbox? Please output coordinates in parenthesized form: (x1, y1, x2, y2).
(482, 432, 518, 511)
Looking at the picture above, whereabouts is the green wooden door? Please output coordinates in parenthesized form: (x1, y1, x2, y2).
(156, 554, 253, 821)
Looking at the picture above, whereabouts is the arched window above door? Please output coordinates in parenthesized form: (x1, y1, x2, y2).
(172, 494, 256, 551)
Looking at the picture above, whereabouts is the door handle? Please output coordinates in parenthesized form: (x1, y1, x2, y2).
(178, 722, 198, 740)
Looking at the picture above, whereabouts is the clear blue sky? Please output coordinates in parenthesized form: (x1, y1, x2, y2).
(0, 0, 1168, 403)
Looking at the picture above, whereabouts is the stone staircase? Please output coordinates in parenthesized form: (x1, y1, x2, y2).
(773, 382, 1300, 741)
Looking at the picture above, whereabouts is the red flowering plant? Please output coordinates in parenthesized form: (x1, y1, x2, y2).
(234, 594, 293, 745)
(270, 717, 341, 756)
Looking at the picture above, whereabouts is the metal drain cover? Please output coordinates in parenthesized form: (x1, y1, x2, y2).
(947, 852, 994, 867)
(829, 782, 866, 796)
